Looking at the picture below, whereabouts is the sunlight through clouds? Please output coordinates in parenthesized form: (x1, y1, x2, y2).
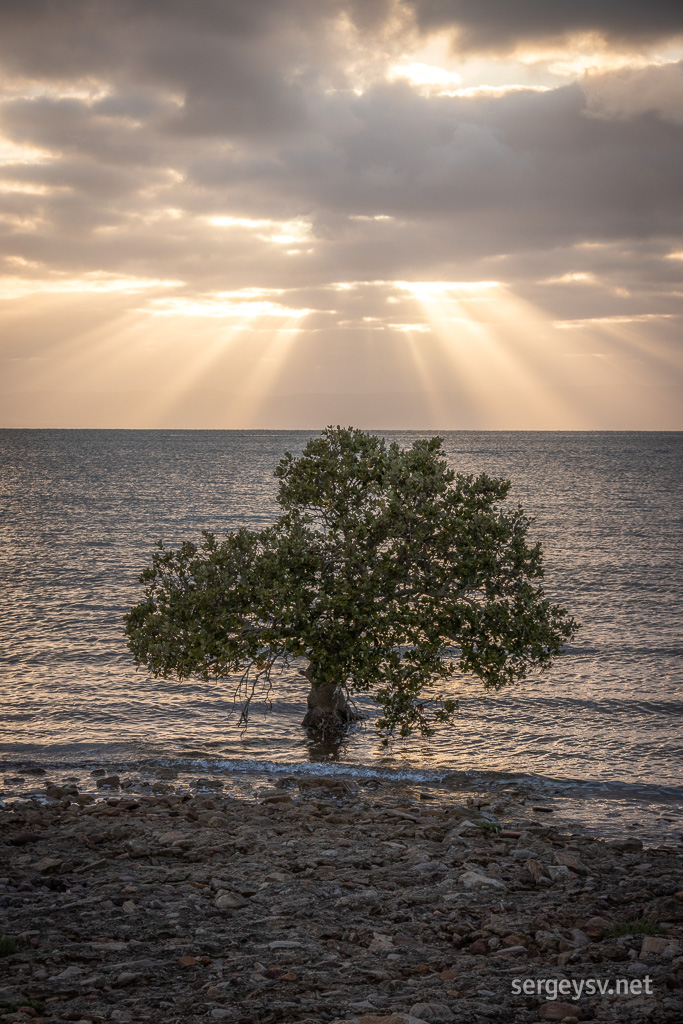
(0, 0, 680, 428)
(394, 280, 583, 427)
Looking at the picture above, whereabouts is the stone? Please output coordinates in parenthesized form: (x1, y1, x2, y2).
(553, 852, 587, 875)
(468, 938, 489, 955)
(114, 971, 140, 987)
(52, 965, 84, 980)
(332, 1017, 430, 1024)
(95, 775, 120, 789)
(640, 935, 669, 956)
(215, 892, 249, 909)
(0, 988, 26, 1008)
(0, 779, 679, 1024)
(7, 831, 40, 846)
(460, 870, 506, 891)
(443, 820, 477, 841)
(409, 1002, 455, 1021)
(177, 955, 197, 968)
(609, 838, 643, 853)
(526, 858, 551, 885)
(583, 916, 611, 939)
(538, 1002, 580, 1020)
(535, 930, 562, 952)
(31, 856, 63, 875)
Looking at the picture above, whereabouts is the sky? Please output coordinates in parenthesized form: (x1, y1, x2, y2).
(1, 0, 682, 429)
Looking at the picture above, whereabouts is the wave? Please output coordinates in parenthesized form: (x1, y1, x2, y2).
(2, 753, 682, 805)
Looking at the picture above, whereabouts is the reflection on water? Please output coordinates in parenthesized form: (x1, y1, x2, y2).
(1, 429, 681, 836)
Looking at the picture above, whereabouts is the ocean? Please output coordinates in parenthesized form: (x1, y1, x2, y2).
(1, 429, 681, 843)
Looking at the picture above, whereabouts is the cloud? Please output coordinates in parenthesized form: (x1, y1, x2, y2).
(405, 0, 683, 51)
(0, 0, 681, 427)
(582, 60, 683, 122)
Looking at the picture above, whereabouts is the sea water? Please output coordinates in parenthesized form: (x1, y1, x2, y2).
(1, 430, 681, 841)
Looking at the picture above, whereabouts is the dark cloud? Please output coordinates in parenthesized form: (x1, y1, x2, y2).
(0, 0, 681, 430)
(406, 0, 683, 50)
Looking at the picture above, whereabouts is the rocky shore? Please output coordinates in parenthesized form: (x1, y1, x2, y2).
(1, 775, 681, 1024)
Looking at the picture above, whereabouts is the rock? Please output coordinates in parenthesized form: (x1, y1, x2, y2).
(0, 988, 27, 1008)
(511, 848, 537, 862)
(332, 1017, 430, 1024)
(547, 864, 570, 882)
(526, 858, 551, 885)
(538, 1003, 580, 1020)
(567, 928, 590, 949)
(583, 916, 611, 939)
(114, 971, 140, 987)
(96, 775, 120, 789)
(210, 1010, 231, 1020)
(640, 935, 669, 957)
(609, 838, 643, 853)
(45, 785, 67, 799)
(31, 856, 63, 874)
(207, 814, 230, 827)
(7, 831, 40, 846)
(468, 938, 489, 955)
(268, 940, 303, 949)
(535, 930, 562, 952)
(553, 852, 588, 875)
(557, 950, 578, 966)
(413, 860, 449, 873)
(215, 892, 249, 909)
(460, 870, 506, 891)
(177, 955, 197, 968)
(409, 1003, 455, 1021)
(52, 965, 84, 980)
(443, 820, 478, 841)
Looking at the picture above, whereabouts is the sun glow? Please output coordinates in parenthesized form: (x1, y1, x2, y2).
(207, 216, 312, 245)
(143, 291, 312, 320)
(0, 273, 183, 301)
(392, 279, 582, 427)
(388, 62, 462, 88)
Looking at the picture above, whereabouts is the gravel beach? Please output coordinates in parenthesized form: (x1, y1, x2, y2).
(1, 776, 681, 1024)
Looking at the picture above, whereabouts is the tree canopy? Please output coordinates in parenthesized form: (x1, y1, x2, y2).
(125, 427, 578, 741)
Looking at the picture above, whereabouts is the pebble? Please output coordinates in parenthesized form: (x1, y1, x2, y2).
(0, 779, 680, 1024)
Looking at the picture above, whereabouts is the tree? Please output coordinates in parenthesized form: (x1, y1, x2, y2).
(125, 427, 578, 741)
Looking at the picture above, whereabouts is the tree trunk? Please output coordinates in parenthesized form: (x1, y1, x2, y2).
(301, 671, 360, 737)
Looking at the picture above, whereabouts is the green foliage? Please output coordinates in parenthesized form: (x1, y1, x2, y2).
(125, 426, 578, 740)
(476, 821, 501, 834)
(608, 918, 663, 938)
(5, 1001, 45, 1014)
(0, 934, 18, 956)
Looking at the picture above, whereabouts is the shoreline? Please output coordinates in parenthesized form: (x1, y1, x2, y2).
(1, 776, 682, 1023)
(2, 761, 682, 848)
